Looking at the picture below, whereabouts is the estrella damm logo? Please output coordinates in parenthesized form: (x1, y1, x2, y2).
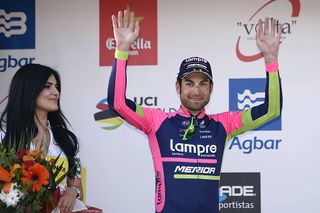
(99, 0, 158, 66)
(229, 78, 281, 131)
(0, 0, 35, 49)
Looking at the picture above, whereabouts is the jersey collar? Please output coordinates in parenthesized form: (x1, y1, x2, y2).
(177, 105, 206, 119)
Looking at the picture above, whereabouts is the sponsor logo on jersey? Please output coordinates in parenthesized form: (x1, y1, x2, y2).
(170, 139, 217, 157)
(174, 166, 216, 175)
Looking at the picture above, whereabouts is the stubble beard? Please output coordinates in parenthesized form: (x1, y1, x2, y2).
(180, 96, 210, 114)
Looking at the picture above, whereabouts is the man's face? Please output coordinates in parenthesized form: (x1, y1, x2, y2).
(176, 72, 213, 116)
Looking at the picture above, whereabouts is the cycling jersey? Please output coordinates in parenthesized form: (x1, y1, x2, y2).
(107, 50, 282, 213)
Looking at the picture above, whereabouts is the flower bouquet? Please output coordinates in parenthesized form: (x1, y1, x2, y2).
(0, 141, 68, 213)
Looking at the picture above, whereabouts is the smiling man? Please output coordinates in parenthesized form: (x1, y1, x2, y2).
(176, 57, 213, 116)
(107, 10, 282, 213)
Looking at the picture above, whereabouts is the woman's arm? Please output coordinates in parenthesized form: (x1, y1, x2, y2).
(56, 177, 83, 213)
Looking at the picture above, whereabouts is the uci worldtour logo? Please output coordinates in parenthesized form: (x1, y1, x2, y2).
(0, 0, 35, 49)
(94, 96, 175, 131)
(133, 96, 176, 113)
(236, 0, 301, 62)
(94, 98, 124, 130)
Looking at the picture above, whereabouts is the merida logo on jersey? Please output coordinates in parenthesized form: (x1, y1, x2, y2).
(170, 139, 217, 156)
(174, 166, 215, 174)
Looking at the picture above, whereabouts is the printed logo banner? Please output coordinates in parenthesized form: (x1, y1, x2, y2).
(99, 0, 158, 66)
(219, 173, 261, 213)
(94, 98, 124, 131)
(94, 95, 175, 131)
(235, 0, 301, 62)
(0, 0, 35, 49)
(229, 78, 281, 131)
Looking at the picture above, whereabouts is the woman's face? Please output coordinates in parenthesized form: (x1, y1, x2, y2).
(35, 75, 60, 114)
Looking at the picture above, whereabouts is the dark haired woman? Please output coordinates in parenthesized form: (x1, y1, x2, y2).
(0, 64, 83, 213)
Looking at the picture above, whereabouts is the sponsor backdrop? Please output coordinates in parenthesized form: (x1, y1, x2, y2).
(1, 0, 319, 212)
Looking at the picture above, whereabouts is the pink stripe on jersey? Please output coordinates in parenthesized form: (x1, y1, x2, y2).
(162, 157, 217, 164)
(148, 134, 166, 212)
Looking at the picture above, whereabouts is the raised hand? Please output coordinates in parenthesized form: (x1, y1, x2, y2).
(111, 10, 140, 52)
(256, 17, 282, 63)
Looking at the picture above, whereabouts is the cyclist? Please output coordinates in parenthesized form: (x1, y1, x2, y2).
(107, 10, 282, 213)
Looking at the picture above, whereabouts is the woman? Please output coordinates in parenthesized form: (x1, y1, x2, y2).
(0, 64, 83, 213)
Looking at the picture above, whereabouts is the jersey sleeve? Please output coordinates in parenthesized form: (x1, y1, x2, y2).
(212, 69, 282, 141)
(107, 50, 159, 135)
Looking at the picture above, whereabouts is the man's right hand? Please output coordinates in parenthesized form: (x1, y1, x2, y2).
(111, 10, 140, 52)
(256, 17, 281, 64)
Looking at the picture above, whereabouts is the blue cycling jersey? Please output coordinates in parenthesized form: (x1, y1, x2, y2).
(108, 51, 282, 213)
